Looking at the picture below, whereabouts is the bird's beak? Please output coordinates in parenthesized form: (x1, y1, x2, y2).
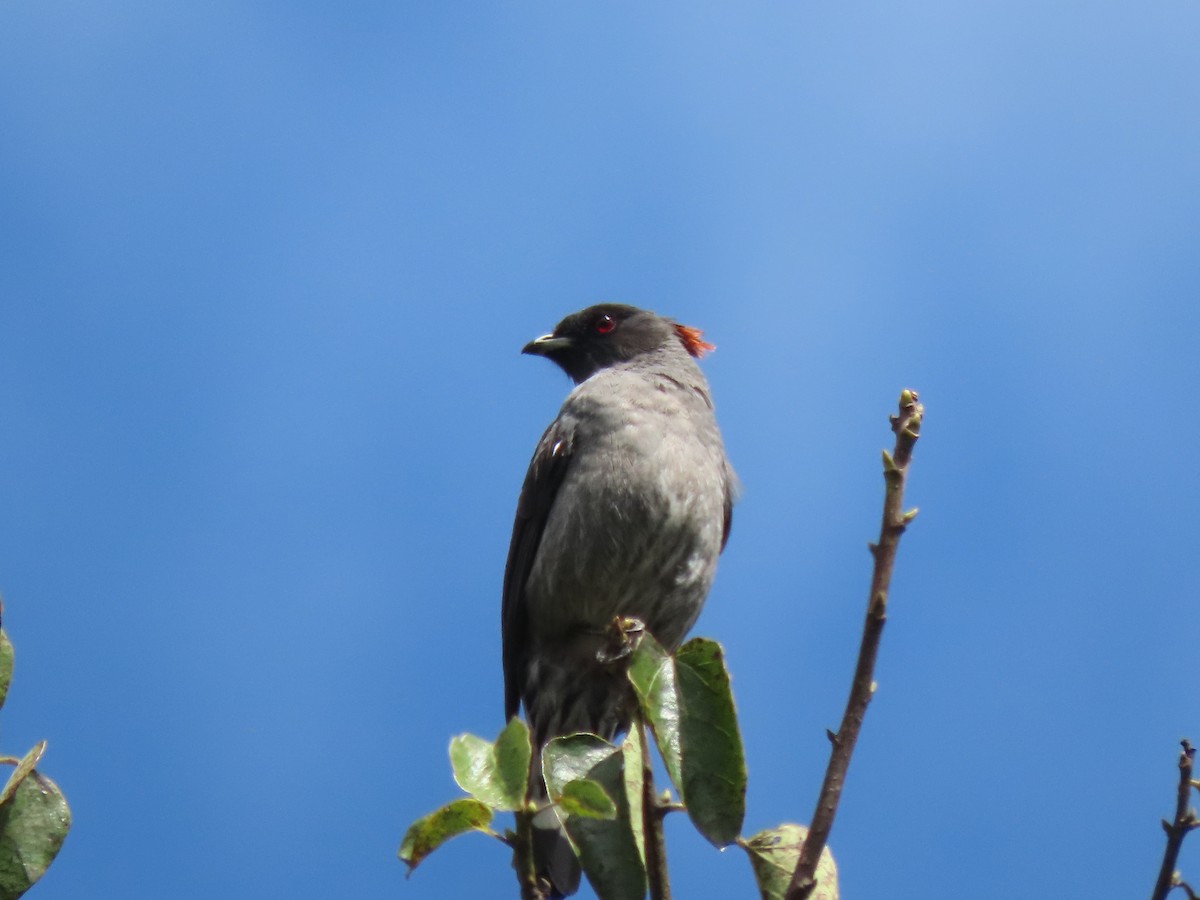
(522, 333, 572, 356)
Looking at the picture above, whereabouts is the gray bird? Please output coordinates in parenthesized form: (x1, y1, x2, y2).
(503, 303, 735, 896)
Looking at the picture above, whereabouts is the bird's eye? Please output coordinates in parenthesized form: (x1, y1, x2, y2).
(594, 314, 616, 335)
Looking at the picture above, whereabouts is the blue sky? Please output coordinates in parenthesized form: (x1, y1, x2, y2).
(2, 2, 1198, 897)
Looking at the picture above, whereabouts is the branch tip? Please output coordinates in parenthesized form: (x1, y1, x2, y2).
(785, 389, 922, 900)
(1153, 737, 1199, 900)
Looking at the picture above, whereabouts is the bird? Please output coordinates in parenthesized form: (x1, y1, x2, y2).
(502, 303, 735, 896)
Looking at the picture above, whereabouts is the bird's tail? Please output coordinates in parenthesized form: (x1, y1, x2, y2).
(531, 803, 580, 898)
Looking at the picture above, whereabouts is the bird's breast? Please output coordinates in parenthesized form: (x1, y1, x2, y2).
(525, 396, 727, 649)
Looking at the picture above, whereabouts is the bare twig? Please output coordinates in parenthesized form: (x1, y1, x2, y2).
(786, 389, 924, 900)
(640, 718, 672, 900)
(1151, 739, 1199, 900)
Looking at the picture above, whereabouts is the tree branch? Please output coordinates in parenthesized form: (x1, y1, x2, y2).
(786, 389, 924, 900)
(512, 806, 546, 900)
(640, 718, 672, 900)
(1151, 739, 1199, 900)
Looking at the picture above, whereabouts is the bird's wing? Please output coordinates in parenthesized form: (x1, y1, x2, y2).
(722, 487, 733, 551)
(721, 459, 738, 551)
(502, 417, 575, 720)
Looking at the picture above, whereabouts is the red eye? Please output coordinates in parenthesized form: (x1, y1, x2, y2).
(594, 314, 616, 335)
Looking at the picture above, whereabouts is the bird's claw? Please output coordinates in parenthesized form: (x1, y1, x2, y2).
(595, 616, 646, 665)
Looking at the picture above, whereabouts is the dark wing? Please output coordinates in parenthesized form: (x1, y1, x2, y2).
(721, 488, 733, 551)
(720, 460, 738, 551)
(502, 418, 575, 720)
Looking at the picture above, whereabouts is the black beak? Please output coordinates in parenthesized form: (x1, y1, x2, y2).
(522, 333, 572, 356)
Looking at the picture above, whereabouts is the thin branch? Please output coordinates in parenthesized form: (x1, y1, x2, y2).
(512, 806, 545, 900)
(786, 389, 924, 900)
(490, 828, 516, 848)
(1151, 739, 1199, 900)
(640, 718, 672, 900)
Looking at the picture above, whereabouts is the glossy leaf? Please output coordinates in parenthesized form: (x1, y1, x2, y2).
(543, 734, 645, 900)
(449, 718, 530, 811)
(0, 770, 71, 898)
(629, 635, 747, 847)
(675, 638, 746, 845)
(627, 634, 683, 790)
(542, 734, 618, 798)
(556, 778, 616, 820)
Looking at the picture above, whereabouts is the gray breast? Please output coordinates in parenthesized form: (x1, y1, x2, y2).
(526, 370, 727, 650)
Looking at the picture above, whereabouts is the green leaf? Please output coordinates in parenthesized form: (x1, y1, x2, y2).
(556, 779, 617, 820)
(542, 734, 619, 798)
(543, 735, 645, 900)
(627, 633, 684, 791)
(620, 732, 645, 866)
(0, 744, 47, 809)
(493, 717, 532, 803)
(0, 631, 13, 712)
(398, 799, 493, 873)
(628, 635, 747, 847)
(675, 638, 746, 846)
(740, 824, 838, 900)
(565, 753, 645, 900)
(449, 718, 530, 811)
(449, 735, 494, 799)
(0, 770, 71, 898)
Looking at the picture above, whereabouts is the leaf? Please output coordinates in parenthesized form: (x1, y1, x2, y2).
(0, 770, 71, 898)
(0, 744, 47, 809)
(449, 735, 495, 800)
(0, 631, 12, 712)
(449, 718, 530, 811)
(564, 752, 645, 900)
(628, 635, 747, 847)
(620, 732, 645, 866)
(740, 824, 838, 900)
(542, 734, 619, 798)
(492, 717, 532, 806)
(675, 638, 746, 845)
(555, 779, 616, 820)
(398, 799, 493, 874)
(627, 633, 684, 791)
(543, 735, 645, 900)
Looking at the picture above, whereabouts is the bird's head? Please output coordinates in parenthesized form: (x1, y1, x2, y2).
(522, 304, 714, 384)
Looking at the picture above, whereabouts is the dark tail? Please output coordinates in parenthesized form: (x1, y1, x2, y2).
(528, 772, 578, 897)
(531, 797, 580, 897)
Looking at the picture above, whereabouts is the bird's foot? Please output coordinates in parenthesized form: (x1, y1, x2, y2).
(595, 616, 646, 665)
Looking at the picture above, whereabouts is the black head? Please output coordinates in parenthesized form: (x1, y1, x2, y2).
(523, 304, 709, 384)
